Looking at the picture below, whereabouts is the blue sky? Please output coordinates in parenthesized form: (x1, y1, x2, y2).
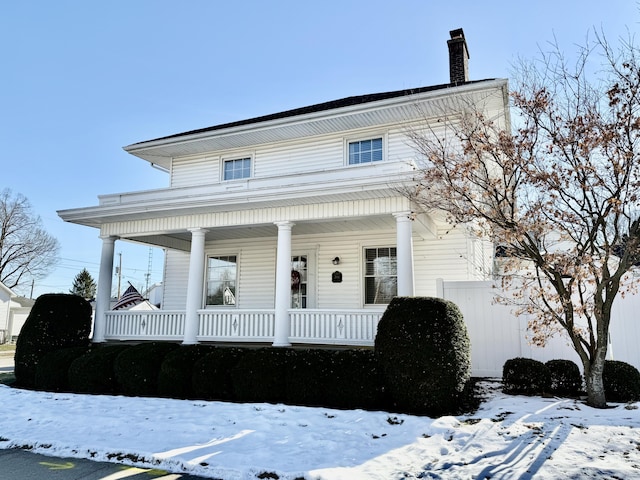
(1, 1, 636, 298)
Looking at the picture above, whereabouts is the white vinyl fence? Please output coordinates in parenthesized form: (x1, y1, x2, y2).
(437, 279, 640, 377)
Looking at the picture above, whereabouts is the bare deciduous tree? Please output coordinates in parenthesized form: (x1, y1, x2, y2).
(0, 189, 60, 292)
(406, 32, 640, 408)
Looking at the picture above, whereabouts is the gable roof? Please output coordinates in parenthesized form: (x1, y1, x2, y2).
(0, 281, 15, 299)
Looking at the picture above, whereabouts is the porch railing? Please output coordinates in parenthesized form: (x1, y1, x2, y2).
(103, 309, 384, 345)
(289, 309, 383, 345)
(105, 310, 185, 341)
(198, 309, 275, 342)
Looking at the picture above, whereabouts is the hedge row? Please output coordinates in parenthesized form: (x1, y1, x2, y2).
(502, 357, 640, 402)
(33, 343, 389, 411)
(21, 296, 474, 416)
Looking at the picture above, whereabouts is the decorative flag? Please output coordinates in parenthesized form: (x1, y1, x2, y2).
(113, 283, 144, 310)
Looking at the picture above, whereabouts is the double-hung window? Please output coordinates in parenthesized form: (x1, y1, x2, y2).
(206, 255, 237, 306)
(223, 157, 251, 180)
(364, 247, 397, 304)
(348, 137, 383, 165)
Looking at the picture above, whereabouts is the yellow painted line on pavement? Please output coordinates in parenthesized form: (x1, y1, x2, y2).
(39, 461, 75, 470)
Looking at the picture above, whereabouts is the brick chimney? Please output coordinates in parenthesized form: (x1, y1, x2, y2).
(447, 28, 470, 84)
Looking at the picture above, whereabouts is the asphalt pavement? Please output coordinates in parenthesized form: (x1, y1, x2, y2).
(0, 449, 211, 479)
(0, 350, 14, 373)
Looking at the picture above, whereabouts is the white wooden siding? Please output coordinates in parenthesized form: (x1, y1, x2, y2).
(254, 136, 344, 178)
(387, 127, 420, 163)
(162, 249, 190, 310)
(413, 224, 476, 297)
(163, 227, 484, 310)
(171, 155, 219, 187)
(168, 126, 420, 189)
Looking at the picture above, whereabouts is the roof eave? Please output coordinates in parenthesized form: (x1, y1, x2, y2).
(124, 79, 507, 166)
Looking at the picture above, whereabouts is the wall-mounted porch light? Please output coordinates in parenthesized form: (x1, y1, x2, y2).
(332, 256, 340, 265)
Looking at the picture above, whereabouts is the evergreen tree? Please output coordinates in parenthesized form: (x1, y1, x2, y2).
(70, 268, 96, 300)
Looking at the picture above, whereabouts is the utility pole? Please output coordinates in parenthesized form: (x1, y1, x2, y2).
(145, 247, 153, 297)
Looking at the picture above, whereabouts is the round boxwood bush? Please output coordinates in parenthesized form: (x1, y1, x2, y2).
(502, 358, 550, 395)
(68, 345, 132, 394)
(546, 359, 582, 397)
(374, 297, 471, 416)
(15, 294, 92, 388)
(192, 347, 249, 401)
(603, 360, 640, 402)
(231, 348, 296, 404)
(158, 345, 217, 399)
(34, 346, 91, 392)
(114, 342, 179, 397)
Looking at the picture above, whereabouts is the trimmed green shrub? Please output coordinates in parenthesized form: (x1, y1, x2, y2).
(502, 358, 550, 395)
(193, 347, 248, 401)
(603, 360, 640, 402)
(546, 359, 582, 397)
(158, 345, 217, 399)
(34, 346, 91, 392)
(326, 349, 389, 410)
(231, 348, 296, 403)
(374, 297, 471, 416)
(286, 348, 389, 410)
(286, 348, 337, 407)
(68, 345, 132, 394)
(114, 342, 179, 397)
(15, 294, 92, 388)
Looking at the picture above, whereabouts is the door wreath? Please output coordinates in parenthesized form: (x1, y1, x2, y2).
(291, 269, 301, 290)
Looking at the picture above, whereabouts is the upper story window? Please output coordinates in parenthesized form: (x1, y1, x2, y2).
(348, 137, 383, 165)
(223, 157, 251, 180)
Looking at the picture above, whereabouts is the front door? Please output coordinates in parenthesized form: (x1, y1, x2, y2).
(291, 254, 309, 308)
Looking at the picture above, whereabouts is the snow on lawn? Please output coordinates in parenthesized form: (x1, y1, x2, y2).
(0, 382, 639, 479)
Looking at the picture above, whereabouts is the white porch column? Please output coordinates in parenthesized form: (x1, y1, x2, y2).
(273, 221, 294, 346)
(183, 228, 208, 345)
(94, 235, 116, 343)
(394, 212, 415, 297)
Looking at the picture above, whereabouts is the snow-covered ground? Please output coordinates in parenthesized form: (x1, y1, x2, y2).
(0, 381, 638, 479)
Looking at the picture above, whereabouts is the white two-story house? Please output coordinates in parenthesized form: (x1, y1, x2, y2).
(58, 29, 510, 347)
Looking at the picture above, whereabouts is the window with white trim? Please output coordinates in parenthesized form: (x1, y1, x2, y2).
(206, 255, 237, 306)
(364, 247, 397, 304)
(348, 137, 383, 165)
(223, 157, 251, 180)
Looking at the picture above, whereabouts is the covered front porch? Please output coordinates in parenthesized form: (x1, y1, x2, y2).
(59, 161, 431, 347)
(103, 308, 385, 346)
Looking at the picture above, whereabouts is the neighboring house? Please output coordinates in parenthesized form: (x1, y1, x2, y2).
(7, 296, 34, 343)
(58, 29, 510, 348)
(0, 282, 14, 344)
(0, 282, 34, 343)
